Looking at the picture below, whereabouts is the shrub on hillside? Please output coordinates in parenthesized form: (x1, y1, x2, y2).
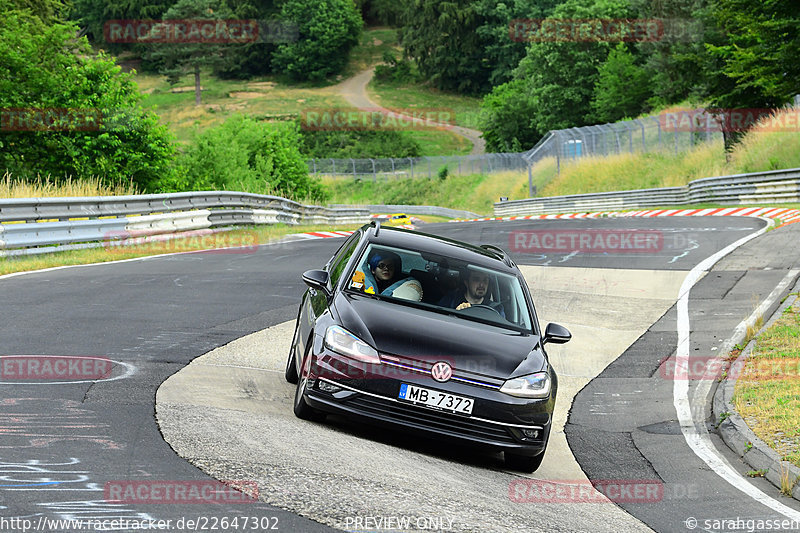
(178, 116, 326, 201)
(299, 128, 421, 159)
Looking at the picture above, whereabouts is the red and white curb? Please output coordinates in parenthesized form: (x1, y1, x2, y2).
(291, 230, 356, 240)
(291, 222, 417, 240)
(452, 206, 800, 227)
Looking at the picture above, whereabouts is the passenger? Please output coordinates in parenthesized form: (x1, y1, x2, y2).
(366, 251, 423, 301)
(368, 251, 402, 294)
(438, 269, 505, 317)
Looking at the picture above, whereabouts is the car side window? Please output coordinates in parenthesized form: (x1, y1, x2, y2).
(328, 231, 362, 288)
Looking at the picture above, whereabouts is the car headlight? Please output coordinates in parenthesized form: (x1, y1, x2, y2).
(324, 325, 381, 364)
(500, 372, 551, 398)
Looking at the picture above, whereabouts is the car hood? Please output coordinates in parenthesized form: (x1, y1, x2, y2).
(333, 293, 545, 379)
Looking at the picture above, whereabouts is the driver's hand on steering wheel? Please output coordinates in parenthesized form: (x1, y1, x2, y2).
(456, 302, 471, 310)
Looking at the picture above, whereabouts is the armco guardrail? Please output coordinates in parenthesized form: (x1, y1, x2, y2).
(494, 168, 800, 216)
(0, 191, 369, 255)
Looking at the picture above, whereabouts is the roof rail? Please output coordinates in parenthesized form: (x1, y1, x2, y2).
(369, 218, 381, 236)
(480, 244, 513, 267)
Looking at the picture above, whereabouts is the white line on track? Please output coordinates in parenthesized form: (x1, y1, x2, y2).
(674, 217, 800, 520)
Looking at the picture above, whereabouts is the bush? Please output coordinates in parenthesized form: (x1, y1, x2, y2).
(374, 51, 416, 84)
(178, 116, 326, 201)
(299, 128, 421, 159)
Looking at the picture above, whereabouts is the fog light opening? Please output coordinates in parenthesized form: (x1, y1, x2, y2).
(521, 428, 540, 440)
(318, 380, 343, 393)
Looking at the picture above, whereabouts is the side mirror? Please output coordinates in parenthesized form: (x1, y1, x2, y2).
(543, 322, 571, 345)
(302, 269, 331, 296)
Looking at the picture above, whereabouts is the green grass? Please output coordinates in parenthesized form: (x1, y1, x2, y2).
(324, 173, 496, 214)
(407, 129, 472, 156)
(135, 70, 347, 144)
(368, 78, 483, 129)
(734, 301, 800, 468)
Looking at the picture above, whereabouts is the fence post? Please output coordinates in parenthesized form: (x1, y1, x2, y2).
(331, 158, 336, 178)
(370, 159, 376, 181)
(640, 121, 646, 151)
(674, 119, 679, 155)
(351, 158, 356, 180)
(409, 157, 414, 179)
(527, 162, 534, 197)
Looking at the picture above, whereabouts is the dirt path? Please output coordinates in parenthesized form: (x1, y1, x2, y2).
(336, 68, 486, 155)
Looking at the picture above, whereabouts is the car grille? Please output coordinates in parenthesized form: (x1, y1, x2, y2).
(345, 394, 517, 444)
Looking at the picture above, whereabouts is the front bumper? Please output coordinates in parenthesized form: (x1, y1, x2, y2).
(302, 353, 554, 456)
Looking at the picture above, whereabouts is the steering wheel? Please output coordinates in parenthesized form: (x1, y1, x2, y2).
(468, 304, 502, 315)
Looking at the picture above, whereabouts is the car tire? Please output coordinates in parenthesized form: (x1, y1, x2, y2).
(293, 376, 326, 422)
(284, 326, 300, 384)
(505, 451, 545, 472)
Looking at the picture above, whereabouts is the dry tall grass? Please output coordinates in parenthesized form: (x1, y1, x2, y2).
(1, 172, 139, 198)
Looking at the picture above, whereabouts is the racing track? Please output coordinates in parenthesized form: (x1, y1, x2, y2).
(1, 216, 799, 532)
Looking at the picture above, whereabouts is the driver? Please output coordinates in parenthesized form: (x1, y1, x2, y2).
(438, 269, 505, 318)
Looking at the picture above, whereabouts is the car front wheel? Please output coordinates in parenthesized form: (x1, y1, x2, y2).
(293, 376, 326, 422)
(285, 326, 300, 384)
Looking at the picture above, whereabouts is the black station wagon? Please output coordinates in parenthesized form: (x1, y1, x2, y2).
(286, 221, 571, 471)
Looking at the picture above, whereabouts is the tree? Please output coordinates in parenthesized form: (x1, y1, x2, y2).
(710, 0, 799, 104)
(479, 0, 631, 150)
(479, 79, 540, 152)
(0, 2, 178, 191)
(590, 43, 652, 123)
(145, 0, 235, 105)
(400, 0, 558, 95)
(272, 0, 362, 82)
(631, 0, 709, 107)
(214, 0, 281, 79)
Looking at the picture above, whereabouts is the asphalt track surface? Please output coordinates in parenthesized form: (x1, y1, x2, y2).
(1, 216, 799, 532)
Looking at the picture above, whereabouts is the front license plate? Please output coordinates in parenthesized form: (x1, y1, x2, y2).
(398, 383, 473, 415)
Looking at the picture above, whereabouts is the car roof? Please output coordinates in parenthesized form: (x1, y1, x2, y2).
(361, 224, 517, 273)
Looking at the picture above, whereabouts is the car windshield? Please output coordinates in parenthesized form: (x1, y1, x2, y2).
(345, 243, 534, 332)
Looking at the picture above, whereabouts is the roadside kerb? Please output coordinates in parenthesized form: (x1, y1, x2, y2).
(713, 281, 800, 501)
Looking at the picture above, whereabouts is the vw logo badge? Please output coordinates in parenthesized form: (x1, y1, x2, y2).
(431, 361, 453, 383)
